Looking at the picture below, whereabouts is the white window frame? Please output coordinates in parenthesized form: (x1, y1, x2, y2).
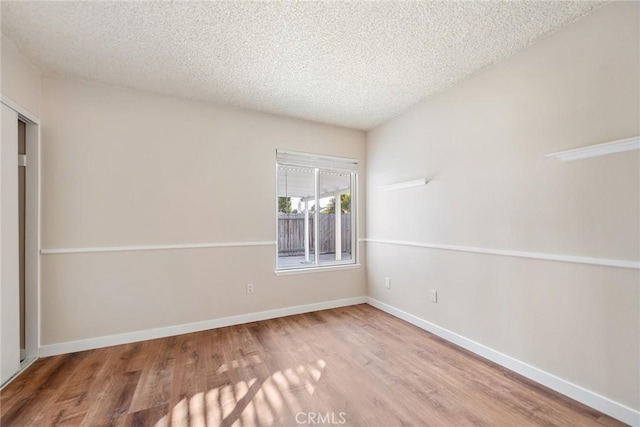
(275, 150, 358, 272)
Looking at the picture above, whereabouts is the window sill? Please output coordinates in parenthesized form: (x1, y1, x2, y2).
(275, 263, 361, 276)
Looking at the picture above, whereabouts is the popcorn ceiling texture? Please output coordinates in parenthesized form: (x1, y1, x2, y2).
(1, 1, 605, 130)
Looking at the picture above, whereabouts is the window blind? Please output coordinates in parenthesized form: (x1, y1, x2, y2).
(276, 150, 358, 172)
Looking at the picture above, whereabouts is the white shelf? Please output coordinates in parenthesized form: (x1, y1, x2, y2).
(382, 177, 429, 191)
(546, 136, 639, 161)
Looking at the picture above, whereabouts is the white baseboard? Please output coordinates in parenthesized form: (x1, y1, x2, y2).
(39, 296, 367, 357)
(366, 297, 639, 427)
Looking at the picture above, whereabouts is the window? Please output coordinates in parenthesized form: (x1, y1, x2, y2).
(276, 150, 357, 271)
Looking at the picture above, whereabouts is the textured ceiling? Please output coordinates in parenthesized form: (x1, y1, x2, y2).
(1, 1, 605, 130)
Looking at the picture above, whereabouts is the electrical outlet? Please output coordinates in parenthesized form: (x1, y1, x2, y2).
(247, 283, 254, 294)
(430, 289, 437, 303)
(384, 277, 391, 289)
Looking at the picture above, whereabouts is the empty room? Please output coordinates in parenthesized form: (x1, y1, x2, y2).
(1, 1, 638, 426)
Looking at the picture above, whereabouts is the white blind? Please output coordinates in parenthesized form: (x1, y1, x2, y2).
(276, 149, 358, 172)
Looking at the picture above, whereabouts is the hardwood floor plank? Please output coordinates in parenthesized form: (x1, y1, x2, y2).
(123, 404, 169, 427)
(82, 369, 141, 426)
(0, 305, 628, 427)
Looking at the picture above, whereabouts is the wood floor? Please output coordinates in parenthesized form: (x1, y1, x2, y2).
(0, 304, 626, 427)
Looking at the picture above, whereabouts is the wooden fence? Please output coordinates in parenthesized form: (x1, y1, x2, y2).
(278, 213, 352, 256)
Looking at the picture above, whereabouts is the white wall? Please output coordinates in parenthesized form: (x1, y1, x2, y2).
(1, 34, 41, 116)
(39, 76, 366, 346)
(366, 1, 639, 415)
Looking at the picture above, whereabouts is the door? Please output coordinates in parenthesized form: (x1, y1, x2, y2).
(1, 103, 20, 384)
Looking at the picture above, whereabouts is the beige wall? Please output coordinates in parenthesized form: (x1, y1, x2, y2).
(1, 33, 41, 116)
(40, 76, 366, 345)
(366, 1, 639, 411)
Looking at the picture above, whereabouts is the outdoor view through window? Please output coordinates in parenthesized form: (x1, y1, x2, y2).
(276, 150, 357, 271)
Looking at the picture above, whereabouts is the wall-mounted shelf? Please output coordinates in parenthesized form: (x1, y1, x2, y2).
(545, 136, 639, 161)
(382, 178, 429, 191)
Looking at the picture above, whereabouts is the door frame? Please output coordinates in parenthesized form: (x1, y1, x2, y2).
(1, 95, 40, 384)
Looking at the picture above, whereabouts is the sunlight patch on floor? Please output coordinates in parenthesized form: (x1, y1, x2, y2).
(156, 359, 326, 427)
